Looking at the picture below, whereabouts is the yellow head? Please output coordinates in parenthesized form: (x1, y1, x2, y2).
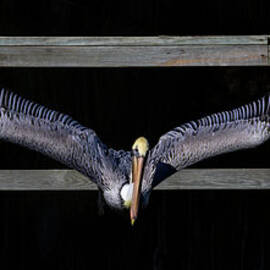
(130, 137, 149, 225)
(132, 137, 149, 157)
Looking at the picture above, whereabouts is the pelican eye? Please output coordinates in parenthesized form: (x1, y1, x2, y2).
(132, 147, 139, 157)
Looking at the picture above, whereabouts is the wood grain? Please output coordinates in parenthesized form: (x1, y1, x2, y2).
(0, 36, 268, 67)
(0, 36, 267, 46)
(0, 169, 269, 190)
(0, 45, 267, 67)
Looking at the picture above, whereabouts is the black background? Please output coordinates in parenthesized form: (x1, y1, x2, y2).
(0, 0, 270, 269)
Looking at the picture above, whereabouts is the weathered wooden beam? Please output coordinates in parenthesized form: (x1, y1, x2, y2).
(0, 36, 268, 67)
(0, 36, 267, 46)
(0, 169, 269, 190)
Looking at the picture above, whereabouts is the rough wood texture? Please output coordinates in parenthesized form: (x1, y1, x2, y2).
(0, 169, 269, 190)
(0, 36, 267, 45)
(0, 36, 268, 67)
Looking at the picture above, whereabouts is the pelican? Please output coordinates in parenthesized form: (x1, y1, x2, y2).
(0, 89, 269, 224)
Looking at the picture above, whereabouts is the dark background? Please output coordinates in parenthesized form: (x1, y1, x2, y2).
(0, 0, 270, 269)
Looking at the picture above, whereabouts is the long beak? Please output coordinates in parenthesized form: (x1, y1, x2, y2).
(130, 155, 144, 225)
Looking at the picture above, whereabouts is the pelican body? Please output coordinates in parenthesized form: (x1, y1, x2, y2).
(0, 89, 269, 224)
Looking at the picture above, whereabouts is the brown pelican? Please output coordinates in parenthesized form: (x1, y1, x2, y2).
(0, 89, 269, 224)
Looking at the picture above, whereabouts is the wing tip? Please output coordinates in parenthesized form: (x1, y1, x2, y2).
(0, 88, 86, 130)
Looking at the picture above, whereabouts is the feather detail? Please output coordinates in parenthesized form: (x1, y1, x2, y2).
(0, 88, 86, 131)
(0, 89, 112, 186)
(143, 93, 270, 190)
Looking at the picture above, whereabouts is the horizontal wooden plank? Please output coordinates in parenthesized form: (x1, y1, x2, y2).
(162, 169, 270, 190)
(0, 169, 269, 190)
(0, 36, 268, 67)
(0, 36, 267, 46)
(0, 45, 267, 67)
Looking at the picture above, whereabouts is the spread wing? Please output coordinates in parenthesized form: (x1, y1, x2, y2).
(142, 93, 270, 191)
(0, 88, 115, 187)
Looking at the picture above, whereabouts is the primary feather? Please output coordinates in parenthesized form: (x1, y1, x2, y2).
(142, 93, 270, 192)
(0, 88, 129, 192)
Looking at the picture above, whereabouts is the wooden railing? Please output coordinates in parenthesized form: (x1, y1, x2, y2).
(0, 36, 268, 67)
(0, 169, 268, 190)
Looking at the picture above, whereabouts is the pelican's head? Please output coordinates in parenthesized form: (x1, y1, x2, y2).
(120, 137, 149, 209)
(129, 137, 149, 225)
(132, 137, 149, 158)
(119, 137, 149, 223)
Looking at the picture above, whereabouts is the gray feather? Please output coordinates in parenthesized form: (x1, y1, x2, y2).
(0, 89, 127, 190)
(143, 93, 270, 191)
